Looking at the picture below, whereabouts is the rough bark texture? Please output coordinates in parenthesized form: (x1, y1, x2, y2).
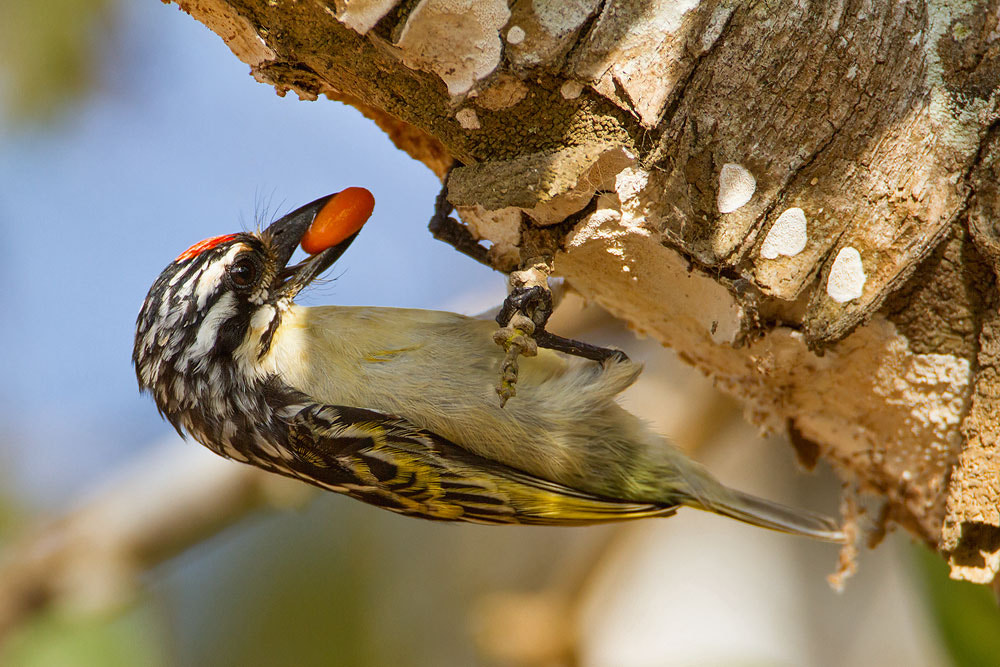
(170, 0, 1000, 583)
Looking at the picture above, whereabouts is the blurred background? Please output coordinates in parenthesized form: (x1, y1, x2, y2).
(0, 1, 996, 665)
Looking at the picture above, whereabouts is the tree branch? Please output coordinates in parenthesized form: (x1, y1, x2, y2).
(0, 443, 314, 644)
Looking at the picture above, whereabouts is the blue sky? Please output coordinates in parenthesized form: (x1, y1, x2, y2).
(0, 2, 502, 504)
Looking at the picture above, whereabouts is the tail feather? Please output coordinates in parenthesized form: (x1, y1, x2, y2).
(698, 489, 845, 543)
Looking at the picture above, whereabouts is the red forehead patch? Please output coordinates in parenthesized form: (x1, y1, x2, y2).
(176, 234, 239, 261)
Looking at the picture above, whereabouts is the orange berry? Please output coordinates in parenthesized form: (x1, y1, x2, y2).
(300, 187, 375, 255)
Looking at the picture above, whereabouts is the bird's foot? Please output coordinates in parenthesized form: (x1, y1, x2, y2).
(492, 312, 538, 407)
(493, 263, 628, 406)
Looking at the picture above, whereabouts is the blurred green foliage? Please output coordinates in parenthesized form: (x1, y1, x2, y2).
(0, 606, 167, 667)
(915, 545, 1000, 667)
(0, 0, 117, 124)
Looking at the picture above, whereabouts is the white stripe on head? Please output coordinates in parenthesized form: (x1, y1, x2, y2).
(178, 291, 238, 370)
(195, 244, 244, 309)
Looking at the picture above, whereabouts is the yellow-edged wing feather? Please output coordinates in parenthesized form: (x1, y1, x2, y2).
(282, 404, 677, 526)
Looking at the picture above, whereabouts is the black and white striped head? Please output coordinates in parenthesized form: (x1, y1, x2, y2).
(133, 194, 358, 446)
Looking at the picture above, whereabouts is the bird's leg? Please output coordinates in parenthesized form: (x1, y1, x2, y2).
(492, 265, 545, 407)
(493, 261, 629, 406)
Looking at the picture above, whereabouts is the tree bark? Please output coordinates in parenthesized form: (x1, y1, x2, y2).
(171, 0, 1000, 583)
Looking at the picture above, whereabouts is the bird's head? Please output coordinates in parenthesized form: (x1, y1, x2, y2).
(133, 193, 366, 436)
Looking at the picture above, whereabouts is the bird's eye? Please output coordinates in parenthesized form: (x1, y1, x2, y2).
(227, 255, 261, 290)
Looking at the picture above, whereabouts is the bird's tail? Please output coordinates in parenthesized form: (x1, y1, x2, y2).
(695, 488, 845, 542)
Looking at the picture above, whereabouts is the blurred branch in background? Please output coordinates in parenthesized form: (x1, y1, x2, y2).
(0, 442, 315, 646)
(0, 0, 117, 124)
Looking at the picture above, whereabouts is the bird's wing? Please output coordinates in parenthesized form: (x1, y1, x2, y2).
(281, 403, 676, 526)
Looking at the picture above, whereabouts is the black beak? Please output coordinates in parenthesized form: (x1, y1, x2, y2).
(264, 193, 361, 299)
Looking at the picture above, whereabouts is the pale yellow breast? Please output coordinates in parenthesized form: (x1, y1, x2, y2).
(263, 304, 641, 487)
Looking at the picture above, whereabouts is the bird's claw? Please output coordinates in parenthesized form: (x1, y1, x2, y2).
(496, 284, 553, 331)
(493, 265, 629, 406)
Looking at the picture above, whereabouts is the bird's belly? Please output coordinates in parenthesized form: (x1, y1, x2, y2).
(265, 305, 643, 492)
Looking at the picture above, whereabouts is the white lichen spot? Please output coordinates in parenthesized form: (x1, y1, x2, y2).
(760, 207, 808, 259)
(846, 64, 858, 79)
(507, 25, 525, 44)
(560, 80, 584, 99)
(396, 0, 510, 96)
(717, 163, 756, 213)
(826, 246, 866, 303)
(455, 107, 480, 129)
